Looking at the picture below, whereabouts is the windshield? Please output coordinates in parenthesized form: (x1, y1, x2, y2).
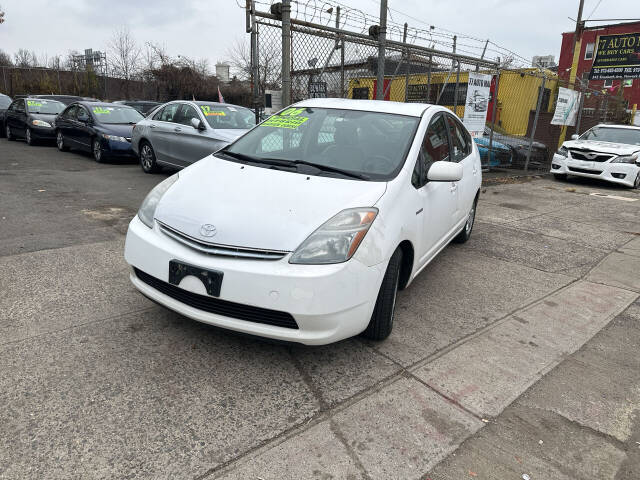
(223, 107, 420, 181)
(91, 105, 144, 124)
(580, 127, 640, 146)
(27, 99, 65, 114)
(199, 104, 256, 130)
(0, 96, 11, 109)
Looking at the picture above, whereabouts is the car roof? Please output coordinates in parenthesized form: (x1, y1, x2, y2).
(75, 101, 135, 108)
(25, 97, 64, 102)
(592, 123, 640, 131)
(293, 98, 431, 117)
(191, 100, 249, 109)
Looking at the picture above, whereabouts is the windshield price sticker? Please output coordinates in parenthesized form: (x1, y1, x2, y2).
(262, 108, 308, 129)
(27, 101, 43, 107)
(93, 107, 113, 114)
(201, 106, 226, 116)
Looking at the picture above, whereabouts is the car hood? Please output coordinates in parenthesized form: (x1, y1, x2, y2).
(96, 123, 135, 137)
(154, 156, 387, 252)
(207, 128, 250, 143)
(564, 139, 640, 156)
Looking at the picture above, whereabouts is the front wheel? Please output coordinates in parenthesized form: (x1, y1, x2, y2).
(6, 124, 14, 141)
(56, 131, 69, 151)
(25, 128, 35, 146)
(92, 138, 105, 163)
(361, 248, 403, 341)
(633, 171, 640, 189)
(453, 198, 477, 244)
(139, 142, 160, 173)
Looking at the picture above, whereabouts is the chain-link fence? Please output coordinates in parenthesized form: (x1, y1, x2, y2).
(247, 0, 634, 176)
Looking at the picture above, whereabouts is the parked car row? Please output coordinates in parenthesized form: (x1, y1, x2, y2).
(2, 95, 256, 170)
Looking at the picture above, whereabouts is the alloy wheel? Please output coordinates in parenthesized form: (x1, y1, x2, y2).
(57, 132, 64, 150)
(465, 203, 476, 234)
(93, 140, 102, 162)
(26, 128, 32, 145)
(5, 125, 10, 139)
(635, 171, 640, 189)
(141, 145, 152, 170)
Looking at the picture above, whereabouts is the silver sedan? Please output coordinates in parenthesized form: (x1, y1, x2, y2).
(132, 100, 256, 173)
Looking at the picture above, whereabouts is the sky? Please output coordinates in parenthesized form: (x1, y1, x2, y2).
(0, 0, 637, 71)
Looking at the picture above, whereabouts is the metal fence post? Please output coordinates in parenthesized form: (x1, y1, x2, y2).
(375, 0, 387, 100)
(281, 0, 291, 107)
(337, 7, 345, 98)
(525, 74, 546, 172)
(575, 87, 585, 135)
(426, 55, 432, 102)
(486, 70, 500, 172)
(403, 23, 410, 102)
(249, 0, 260, 123)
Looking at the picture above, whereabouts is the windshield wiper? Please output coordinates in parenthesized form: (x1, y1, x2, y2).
(217, 150, 261, 163)
(264, 158, 370, 180)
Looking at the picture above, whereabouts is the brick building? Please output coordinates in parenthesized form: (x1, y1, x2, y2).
(558, 21, 640, 109)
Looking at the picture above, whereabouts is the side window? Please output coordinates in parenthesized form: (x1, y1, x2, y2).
(64, 105, 78, 120)
(157, 103, 180, 123)
(178, 104, 200, 126)
(76, 106, 89, 122)
(8, 100, 18, 111)
(412, 114, 451, 188)
(446, 115, 472, 162)
(15, 100, 26, 113)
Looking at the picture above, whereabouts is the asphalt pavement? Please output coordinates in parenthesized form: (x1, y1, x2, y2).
(1, 138, 639, 479)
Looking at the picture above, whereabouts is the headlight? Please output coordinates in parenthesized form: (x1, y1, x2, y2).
(102, 134, 128, 143)
(137, 174, 179, 228)
(32, 119, 52, 127)
(289, 208, 378, 265)
(611, 153, 639, 164)
(556, 146, 568, 157)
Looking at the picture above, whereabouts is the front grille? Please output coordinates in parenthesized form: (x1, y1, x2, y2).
(569, 167, 602, 175)
(134, 268, 299, 329)
(158, 222, 288, 261)
(569, 150, 613, 162)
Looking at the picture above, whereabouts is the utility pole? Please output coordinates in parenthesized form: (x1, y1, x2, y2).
(558, 0, 585, 148)
(376, 0, 387, 100)
(249, 0, 260, 123)
(281, 0, 291, 107)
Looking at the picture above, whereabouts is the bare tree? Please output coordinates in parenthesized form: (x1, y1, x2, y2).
(0, 49, 11, 66)
(14, 48, 35, 67)
(108, 26, 141, 98)
(226, 37, 280, 92)
(0, 4, 5, 24)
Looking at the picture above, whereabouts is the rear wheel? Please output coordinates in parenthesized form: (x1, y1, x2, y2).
(453, 198, 477, 244)
(92, 138, 104, 163)
(361, 248, 403, 341)
(139, 141, 160, 173)
(6, 124, 14, 141)
(56, 131, 68, 151)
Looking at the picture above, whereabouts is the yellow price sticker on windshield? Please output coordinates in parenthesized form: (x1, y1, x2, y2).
(262, 108, 308, 129)
(93, 107, 112, 114)
(27, 101, 43, 107)
(201, 106, 226, 116)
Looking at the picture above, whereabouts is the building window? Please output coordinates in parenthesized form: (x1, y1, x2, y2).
(604, 79, 613, 88)
(584, 42, 595, 60)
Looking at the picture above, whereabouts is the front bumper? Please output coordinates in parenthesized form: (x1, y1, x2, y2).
(550, 154, 639, 187)
(31, 125, 56, 140)
(124, 215, 386, 345)
(100, 138, 135, 157)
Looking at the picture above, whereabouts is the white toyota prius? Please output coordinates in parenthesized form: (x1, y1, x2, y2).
(124, 99, 482, 345)
(551, 124, 640, 188)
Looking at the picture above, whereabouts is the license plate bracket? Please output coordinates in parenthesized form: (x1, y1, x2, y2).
(168, 260, 223, 297)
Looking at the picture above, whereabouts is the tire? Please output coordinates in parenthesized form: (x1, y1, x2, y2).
(633, 171, 640, 189)
(25, 128, 35, 146)
(92, 137, 105, 163)
(139, 141, 160, 173)
(553, 173, 567, 181)
(0, 121, 5, 138)
(6, 124, 14, 141)
(453, 198, 477, 244)
(361, 248, 403, 341)
(56, 130, 69, 151)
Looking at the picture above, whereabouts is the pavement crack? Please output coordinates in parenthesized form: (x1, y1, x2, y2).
(328, 419, 372, 480)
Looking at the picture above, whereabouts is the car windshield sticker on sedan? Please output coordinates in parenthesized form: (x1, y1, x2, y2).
(200, 106, 226, 116)
(27, 101, 42, 107)
(262, 108, 309, 129)
(93, 107, 113, 114)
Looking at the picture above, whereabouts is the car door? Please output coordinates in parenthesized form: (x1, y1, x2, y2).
(413, 113, 459, 267)
(5, 100, 19, 135)
(57, 105, 78, 144)
(148, 103, 181, 165)
(74, 105, 93, 151)
(8, 99, 27, 137)
(170, 104, 215, 166)
(445, 113, 477, 225)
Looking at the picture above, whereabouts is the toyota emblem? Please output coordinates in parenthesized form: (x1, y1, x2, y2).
(200, 224, 217, 237)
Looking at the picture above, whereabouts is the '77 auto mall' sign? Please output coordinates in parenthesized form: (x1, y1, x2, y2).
(589, 32, 640, 80)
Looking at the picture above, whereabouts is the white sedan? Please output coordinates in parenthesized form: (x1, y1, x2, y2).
(551, 124, 640, 188)
(124, 99, 482, 345)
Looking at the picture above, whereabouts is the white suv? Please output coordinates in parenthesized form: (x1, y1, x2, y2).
(551, 124, 640, 188)
(124, 99, 482, 345)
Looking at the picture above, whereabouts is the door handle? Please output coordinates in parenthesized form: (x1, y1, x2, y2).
(174, 127, 182, 132)
(450, 182, 457, 192)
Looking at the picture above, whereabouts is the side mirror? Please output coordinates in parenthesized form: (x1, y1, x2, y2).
(191, 117, 206, 131)
(427, 161, 463, 182)
(571, 134, 579, 140)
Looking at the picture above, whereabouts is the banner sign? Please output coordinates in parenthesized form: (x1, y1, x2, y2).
(407, 84, 429, 103)
(551, 87, 581, 126)
(309, 81, 327, 98)
(463, 73, 492, 137)
(589, 33, 640, 80)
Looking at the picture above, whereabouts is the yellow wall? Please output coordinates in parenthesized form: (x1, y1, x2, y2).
(348, 69, 557, 136)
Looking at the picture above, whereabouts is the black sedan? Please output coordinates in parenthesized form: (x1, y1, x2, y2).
(0, 93, 11, 138)
(55, 102, 144, 162)
(483, 126, 549, 169)
(35, 94, 100, 105)
(5, 97, 66, 145)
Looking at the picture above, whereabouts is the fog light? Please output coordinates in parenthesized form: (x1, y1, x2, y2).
(551, 163, 561, 170)
(611, 173, 626, 179)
